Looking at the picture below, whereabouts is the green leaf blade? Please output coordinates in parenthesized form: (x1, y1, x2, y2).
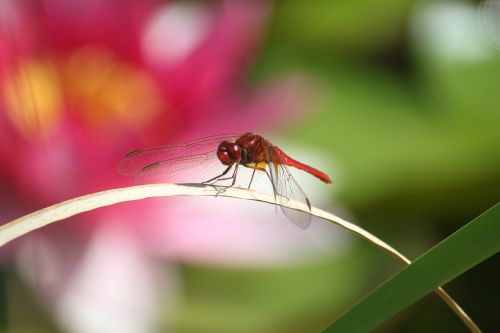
(323, 204, 500, 333)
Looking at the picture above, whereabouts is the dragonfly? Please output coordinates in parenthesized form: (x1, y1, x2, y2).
(119, 132, 331, 229)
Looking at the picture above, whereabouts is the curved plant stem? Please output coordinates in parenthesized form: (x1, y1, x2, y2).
(0, 184, 480, 332)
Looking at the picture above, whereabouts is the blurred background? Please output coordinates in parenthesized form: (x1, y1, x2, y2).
(0, 0, 499, 332)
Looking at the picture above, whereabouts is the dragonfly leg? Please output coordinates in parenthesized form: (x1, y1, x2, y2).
(264, 168, 280, 214)
(247, 168, 257, 189)
(211, 164, 240, 196)
(264, 169, 278, 197)
(213, 163, 239, 185)
(202, 164, 233, 184)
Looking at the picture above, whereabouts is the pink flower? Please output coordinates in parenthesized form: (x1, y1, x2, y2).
(0, 1, 336, 332)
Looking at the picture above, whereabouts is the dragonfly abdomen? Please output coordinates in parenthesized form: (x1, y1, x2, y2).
(275, 148, 332, 183)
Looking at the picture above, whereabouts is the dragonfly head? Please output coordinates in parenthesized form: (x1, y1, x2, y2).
(217, 141, 241, 165)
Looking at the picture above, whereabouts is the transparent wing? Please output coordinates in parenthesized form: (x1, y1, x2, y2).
(266, 148, 312, 229)
(135, 152, 236, 184)
(118, 133, 238, 184)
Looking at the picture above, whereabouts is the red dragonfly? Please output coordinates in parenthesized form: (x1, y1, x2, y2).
(119, 133, 331, 229)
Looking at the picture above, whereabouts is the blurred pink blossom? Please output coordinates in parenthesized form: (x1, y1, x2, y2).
(0, 1, 335, 332)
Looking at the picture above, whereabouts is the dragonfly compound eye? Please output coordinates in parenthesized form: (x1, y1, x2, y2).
(228, 144, 241, 161)
(217, 141, 240, 165)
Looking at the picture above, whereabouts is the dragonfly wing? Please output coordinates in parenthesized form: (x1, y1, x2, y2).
(135, 151, 231, 184)
(266, 149, 312, 229)
(119, 134, 238, 176)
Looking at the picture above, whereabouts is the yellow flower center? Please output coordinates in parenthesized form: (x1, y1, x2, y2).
(2, 47, 164, 140)
(3, 59, 62, 140)
(63, 47, 164, 135)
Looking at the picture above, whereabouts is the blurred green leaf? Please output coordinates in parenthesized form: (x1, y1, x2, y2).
(323, 203, 500, 332)
(270, 0, 413, 56)
(167, 246, 384, 333)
